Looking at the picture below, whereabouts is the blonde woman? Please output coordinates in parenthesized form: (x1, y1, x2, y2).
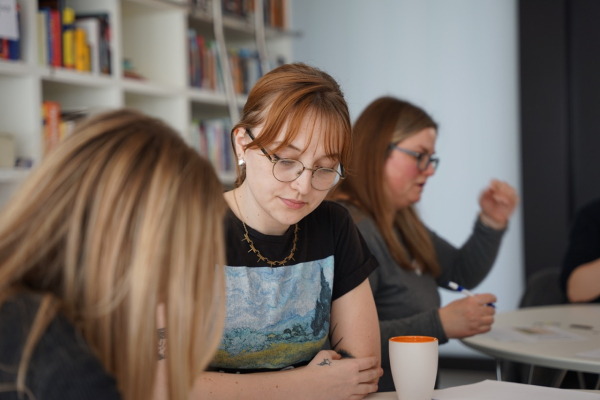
(195, 63, 382, 399)
(330, 97, 519, 391)
(0, 110, 226, 400)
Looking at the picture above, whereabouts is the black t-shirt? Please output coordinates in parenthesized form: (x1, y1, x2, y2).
(210, 200, 378, 373)
(560, 198, 600, 303)
(0, 294, 121, 400)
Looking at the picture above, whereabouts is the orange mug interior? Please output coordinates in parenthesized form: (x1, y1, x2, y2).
(390, 336, 438, 343)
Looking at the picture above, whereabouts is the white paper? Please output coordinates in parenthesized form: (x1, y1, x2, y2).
(432, 380, 600, 400)
(576, 347, 600, 360)
(485, 326, 587, 342)
(0, 0, 18, 40)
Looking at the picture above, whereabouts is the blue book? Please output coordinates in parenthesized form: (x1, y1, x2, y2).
(7, 5, 20, 60)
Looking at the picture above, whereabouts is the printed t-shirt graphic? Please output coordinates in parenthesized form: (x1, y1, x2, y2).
(213, 258, 334, 370)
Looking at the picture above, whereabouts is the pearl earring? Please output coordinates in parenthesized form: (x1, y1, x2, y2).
(238, 159, 245, 166)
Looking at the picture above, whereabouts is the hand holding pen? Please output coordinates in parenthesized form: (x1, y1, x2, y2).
(438, 282, 497, 339)
(447, 281, 496, 308)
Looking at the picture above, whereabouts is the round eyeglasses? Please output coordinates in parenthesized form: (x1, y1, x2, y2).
(246, 129, 345, 191)
(389, 144, 440, 171)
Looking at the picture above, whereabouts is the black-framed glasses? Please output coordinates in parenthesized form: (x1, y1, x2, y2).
(245, 129, 345, 191)
(389, 144, 440, 171)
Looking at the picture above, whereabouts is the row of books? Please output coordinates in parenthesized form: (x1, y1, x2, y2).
(188, 30, 264, 95)
(229, 48, 261, 95)
(188, 31, 224, 91)
(221, 0, 286, 29)
(0, 2, 21, 61)
(37, 1, 111, 74)
(190, 118, 235, 174)
(41, 101, 88, 157)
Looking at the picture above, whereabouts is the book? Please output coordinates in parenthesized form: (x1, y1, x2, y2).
(74, 27, 88, 71)
(75, 17, 100, 73)
(49, 9, 62, 67)
(62, 7, 75, 69)
(42, 101, 61, 156)
(36, 11, 48, 65)
(0, 40, 8, 59)
(75, 13, 111, 75)
(6, 3, 21, 60)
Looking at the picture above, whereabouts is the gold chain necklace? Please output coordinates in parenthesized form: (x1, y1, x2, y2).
(233, 189, 299, 268)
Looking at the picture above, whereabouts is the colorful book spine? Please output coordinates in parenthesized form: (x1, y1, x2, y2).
(49, 9, 62, 67)
(37, 11, 48, 66)
(74, 28, 88, 71)
(62, 7, 76, 69)
(0, 40, 8, 59)
(42, 101, 61, 156)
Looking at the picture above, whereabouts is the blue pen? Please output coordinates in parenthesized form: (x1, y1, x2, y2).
(447, 281, 495, 308)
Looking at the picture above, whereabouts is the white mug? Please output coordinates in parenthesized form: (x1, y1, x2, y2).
(389, 336, 438, 400)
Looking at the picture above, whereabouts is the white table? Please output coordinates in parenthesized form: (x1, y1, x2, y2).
(461, 304, 600, 385)
(364, 388, 600, 399)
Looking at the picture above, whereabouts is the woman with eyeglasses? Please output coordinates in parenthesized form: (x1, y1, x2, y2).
(329, 96, 519, 392)
(194, 63, 382, 400)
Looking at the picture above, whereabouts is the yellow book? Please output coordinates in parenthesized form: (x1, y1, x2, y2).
(74, 28, 87, 71)
(62, 7, 76, 69)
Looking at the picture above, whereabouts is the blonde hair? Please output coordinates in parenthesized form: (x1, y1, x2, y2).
(331, 97, 441, 276)
(0, 109, 225, 400)
(231, 62, 352, 187)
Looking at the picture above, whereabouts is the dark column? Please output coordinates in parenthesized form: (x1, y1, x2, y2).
(519, 0, 571, 278)
(568, 0, 600, 211)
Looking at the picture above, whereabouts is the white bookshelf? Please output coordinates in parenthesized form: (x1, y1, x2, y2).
(0, 0, 293, 208)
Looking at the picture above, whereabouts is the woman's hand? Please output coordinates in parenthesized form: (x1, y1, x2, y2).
(303, 350, 382, 400)
(438, 294, 496, 339)
(478, 179, 519, 230)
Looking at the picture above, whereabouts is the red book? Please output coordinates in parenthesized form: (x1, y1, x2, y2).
(43, 101, 61, 155)
(0, 40, 9, 59)
(49, 10, 62, 67)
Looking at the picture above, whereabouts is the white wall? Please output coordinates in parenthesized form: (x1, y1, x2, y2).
(291, 0, 523, 357)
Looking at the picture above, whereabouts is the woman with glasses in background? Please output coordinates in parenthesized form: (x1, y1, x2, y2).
(330, 96, 519, 392)
(194, 63, 382, 400)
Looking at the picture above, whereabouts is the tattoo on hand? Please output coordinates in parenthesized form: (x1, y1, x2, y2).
(318, 358, 332, 366)
(158, 328, 166, 360)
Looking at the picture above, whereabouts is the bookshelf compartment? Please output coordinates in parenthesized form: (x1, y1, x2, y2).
(39, 66, 115, 87)
(0, 75, 41, 164)
(124, 92, 188, 135)
(121, 1, 187, 88)
(0, 168, 30, 183)
(42, 80, 120, 111)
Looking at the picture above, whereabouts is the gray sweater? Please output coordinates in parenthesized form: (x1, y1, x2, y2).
(340, 202, 505, 392)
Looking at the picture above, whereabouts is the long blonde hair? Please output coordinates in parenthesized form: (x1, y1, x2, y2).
(231, 63, 352, 187)
(0, 109, 226, 400)
(331, 97, 441, 276)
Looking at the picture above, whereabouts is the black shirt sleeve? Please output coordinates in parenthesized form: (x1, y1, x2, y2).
(560, 199, 600, 299)
(327, 201, 379, 300)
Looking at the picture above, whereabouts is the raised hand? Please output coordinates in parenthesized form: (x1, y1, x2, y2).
(478, 179, 519, 230)
(438, 294, 497, 339)
(304, 350, 382, 400)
